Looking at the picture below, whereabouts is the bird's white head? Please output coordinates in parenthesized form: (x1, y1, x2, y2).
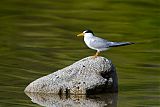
(77, 30, 94, 37)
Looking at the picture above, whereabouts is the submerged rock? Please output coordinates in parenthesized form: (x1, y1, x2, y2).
(25, 56, 118, 94)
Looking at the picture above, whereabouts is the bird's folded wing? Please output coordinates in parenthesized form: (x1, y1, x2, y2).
(90, 36, 109, 48)
(108, 42, 134, 47)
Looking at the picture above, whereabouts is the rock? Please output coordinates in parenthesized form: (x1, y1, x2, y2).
(24, 56, 118, 94)
(25, 92, 118, 107)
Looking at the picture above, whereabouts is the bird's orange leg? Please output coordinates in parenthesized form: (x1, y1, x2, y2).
(93, 51, 100, 58)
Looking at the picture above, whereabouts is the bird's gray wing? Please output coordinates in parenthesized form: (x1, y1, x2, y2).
(108, 42, 134, 47)
(90, 36, 109, 48)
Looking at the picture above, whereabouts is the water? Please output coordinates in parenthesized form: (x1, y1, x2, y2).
(0, 0, 159, 107)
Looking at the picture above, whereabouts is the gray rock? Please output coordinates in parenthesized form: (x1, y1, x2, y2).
(24, 56, 118, 94)
(25, 92, 118, 107)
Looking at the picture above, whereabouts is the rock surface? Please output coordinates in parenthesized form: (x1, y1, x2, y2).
(24, 56, 118, 94)
(25, 92, 118, 107)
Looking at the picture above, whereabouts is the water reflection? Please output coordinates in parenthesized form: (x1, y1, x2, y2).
(25, 92, 118, 107)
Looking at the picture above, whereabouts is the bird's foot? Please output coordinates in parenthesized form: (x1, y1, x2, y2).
(92, 55, 97, 59)
(92, 51, 100, 59)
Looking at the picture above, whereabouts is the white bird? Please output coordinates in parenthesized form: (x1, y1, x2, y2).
(77, 30, 134, 58)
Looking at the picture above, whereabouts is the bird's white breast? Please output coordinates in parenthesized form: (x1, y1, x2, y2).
(84, 34, 97, 50)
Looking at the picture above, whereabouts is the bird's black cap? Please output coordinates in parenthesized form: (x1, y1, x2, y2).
(83, 30, 93, 34)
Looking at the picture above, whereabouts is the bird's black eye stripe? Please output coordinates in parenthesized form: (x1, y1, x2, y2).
(84, 30, 93, 33)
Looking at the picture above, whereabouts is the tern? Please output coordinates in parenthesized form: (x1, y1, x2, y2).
(77, 30, 134, 58)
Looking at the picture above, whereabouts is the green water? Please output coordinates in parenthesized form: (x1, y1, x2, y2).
(0, 0, 159, 107)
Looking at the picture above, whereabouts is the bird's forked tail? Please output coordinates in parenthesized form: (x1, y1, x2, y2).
(108, 42, 134, 47)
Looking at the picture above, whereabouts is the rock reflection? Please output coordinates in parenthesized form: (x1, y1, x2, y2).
(25, 92, 118, 107)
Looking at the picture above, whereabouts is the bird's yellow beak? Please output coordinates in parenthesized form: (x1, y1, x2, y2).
(77, 33, 84, 37)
